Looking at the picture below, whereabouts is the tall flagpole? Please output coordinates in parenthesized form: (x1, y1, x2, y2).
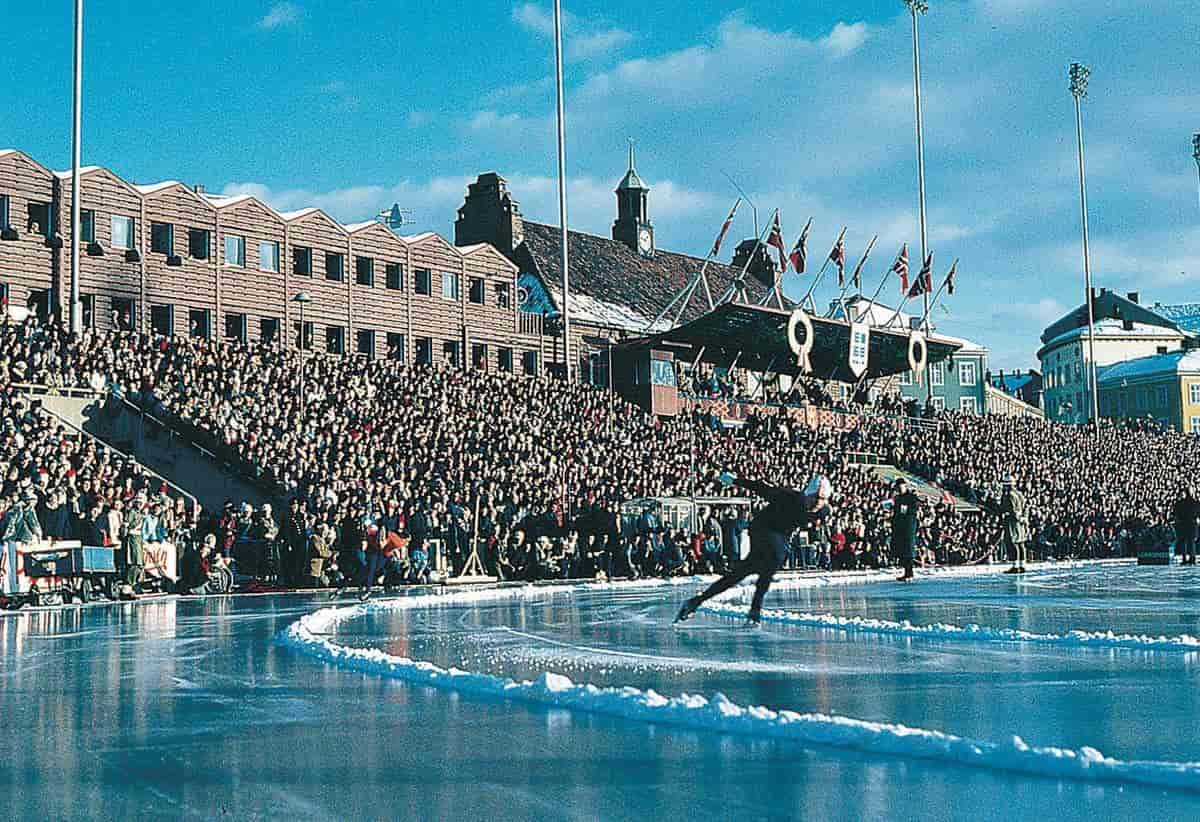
(69, 0, 83, 335)
(1071, 62, 1099, 434)
(1192, 133, 1200, 214)
(905, 0, 931, 402)
(552, 0, 571, 381)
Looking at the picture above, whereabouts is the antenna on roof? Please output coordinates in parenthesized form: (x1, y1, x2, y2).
(377, 203, 416, 232)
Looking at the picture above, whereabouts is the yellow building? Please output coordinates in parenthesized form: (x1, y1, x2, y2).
(1097, 350, 1200, 433)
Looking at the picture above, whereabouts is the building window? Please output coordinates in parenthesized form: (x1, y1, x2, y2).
(0, 282, 9, 311)
(150, 304, 174, 337)
(958, 361, 977, 386)
(150, 222, 174, 255)
(225, 313, 247, 342)
(499, 347, 514, 373)
(472, 343, 488, 369)
(442, 272, 460, 301)
(356, 329, 375, 358)
(1191, 417, 1200, 434)
(187, 228, 209, 259)
(522, 351, 538, 376)
(0, 194, 8, 230)
(259, 241, 280, 273)
(293, 321, 313, 351)
(385, 262, 403, 291)
(930, 363, 944, 386)
(415, 268, 432, 295)
(27, 202, 52, 238)
(959, 396, 978, 414)
(442, 339, 461, 367)
(495, 282, 511, 309)
(224, 234, 245, 267)
(930, 396, 945, 412)
(80, 294, 95, 329)
(469, 277, 485, 304)
(111, 297, 135, 331)
(416, 336, 433, 365)
(900, 370, 913, 386)
(1190, 384, 1200, 406)
(81, 209, 95, 243)
(293, 246, 313, 276)
(651, 360, 676, 387)
(325, 251, 344, 282)
(386, 332, 405, 361)
(188, 309, 211, 339)
(112, 215, 135, 249)
(260, 317, 281, 344)
(326, 326, 346, 355)
(356, 256, 374, 287)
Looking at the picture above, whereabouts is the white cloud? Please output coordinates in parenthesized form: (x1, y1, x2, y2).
(512, 3, 632, 61)
(317, 80, 358, 110)
(257, 2, 300, 31)
(821, 22, 869, 58)
(468, 110, 526, 132)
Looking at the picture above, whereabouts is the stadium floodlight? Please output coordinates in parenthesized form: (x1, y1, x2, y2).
(904, 0, 929, 14)
(1193, 133, 1200, 165)
(1069, 62, 1099, 433)
(1069, 62, 1090, 100)
(903, 0, 933, 401)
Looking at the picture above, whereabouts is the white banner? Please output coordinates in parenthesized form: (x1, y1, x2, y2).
(848, 321, 870, 378)
(908, 331, 927, 386)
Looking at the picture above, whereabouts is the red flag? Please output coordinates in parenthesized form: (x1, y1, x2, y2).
(891, 244, 910, 294)
(829, 238, 846, 287)
(709, 198, 741, 258)
(945, 259, 957, 295)
(766, 212, 787, 276)
(788, 219, 811, 273)
(908, 252, 933, 298)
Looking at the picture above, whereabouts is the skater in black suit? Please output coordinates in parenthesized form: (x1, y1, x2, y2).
(890, 479, 920, 581)
(675, 473, 833, 626)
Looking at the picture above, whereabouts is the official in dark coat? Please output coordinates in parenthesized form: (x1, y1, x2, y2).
(1172, 486, 1198, 565)
(890, 479, 920, 581)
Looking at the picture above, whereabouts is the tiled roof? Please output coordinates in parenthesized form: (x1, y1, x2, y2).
(1153, 303, 1200, 334)
(517, 221, 779, 331)
(1098, 350, 1200, 384)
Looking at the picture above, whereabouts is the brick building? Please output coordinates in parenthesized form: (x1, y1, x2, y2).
(0, 149, 539, 374)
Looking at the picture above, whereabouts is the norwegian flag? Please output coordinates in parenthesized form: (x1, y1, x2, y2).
(788, 219, 812, 273)
(891, 244, 910, 294)
(945, 259, 958, 295)
(908, 252, 933, 297)
(709, 198, 741, 258)
(829, 237, 847, 286)
(766, 212, 788, 276)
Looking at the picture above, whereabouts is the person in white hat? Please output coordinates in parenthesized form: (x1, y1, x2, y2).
(675, 472, 834, 627)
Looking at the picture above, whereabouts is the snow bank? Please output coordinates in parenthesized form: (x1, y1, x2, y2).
(702, 602, 1200, 653)
(282, 576, 1200, 795)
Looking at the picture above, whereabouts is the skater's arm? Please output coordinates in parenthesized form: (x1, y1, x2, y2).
(732, 477, 776, 499)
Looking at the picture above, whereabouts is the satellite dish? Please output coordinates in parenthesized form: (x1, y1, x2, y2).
(517, 286, 530, 306)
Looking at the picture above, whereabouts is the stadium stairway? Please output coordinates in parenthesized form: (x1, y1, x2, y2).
(868, 465, 980, 513)
(31, 391, 269, 513)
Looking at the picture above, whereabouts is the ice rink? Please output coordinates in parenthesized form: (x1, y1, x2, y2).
(3, 561, 1200, 820)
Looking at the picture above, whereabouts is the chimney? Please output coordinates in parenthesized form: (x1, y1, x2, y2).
(193, 184, 205, 194)
(731, 240, 776, 287)
(454, 172, 524, 254)
(1126, 291, 1139, 304)
(1122, 318, 1134, 331)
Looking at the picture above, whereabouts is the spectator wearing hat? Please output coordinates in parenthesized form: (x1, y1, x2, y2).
(890, 479, 920, 582)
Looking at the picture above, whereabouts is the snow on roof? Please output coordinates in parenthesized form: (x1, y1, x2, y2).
(1042, 319, 1184, 349)
(1097, 349, 1200, 385)
(0, 149, 15, 158)
(279, 207, 319, 221)
(133, 180, 183, 195)
(201, 193, 253, 208)
(1152, 303, 1200, 334)
(343, 221, 376, 233)
(52, 166, 102, 179)
(564, 291, 669, 334)
(458, 243, 488, 254)
(399, 231, 438, 243)
(833, 296, 987, 353)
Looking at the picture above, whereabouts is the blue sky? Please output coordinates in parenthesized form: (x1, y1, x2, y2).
(3, 1, 1197, 368)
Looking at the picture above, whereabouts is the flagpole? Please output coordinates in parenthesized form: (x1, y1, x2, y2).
(835, 234, 878, 310)
(905, 0, 932, 402)
(69, 0, 83, 335)
(1071, 62, 1099, 434)
(918, 259, 958, 327)
(722, 208, 778, 306)
(1193, 134, 1200, 215)
(552, 0, 572, 381)
(795, 228, 847, 311)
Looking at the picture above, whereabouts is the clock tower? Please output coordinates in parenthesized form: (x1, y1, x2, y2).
(612, 141, 654, 257)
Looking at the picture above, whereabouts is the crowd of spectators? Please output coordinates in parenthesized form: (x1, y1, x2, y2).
(0, 315, 1187, 595)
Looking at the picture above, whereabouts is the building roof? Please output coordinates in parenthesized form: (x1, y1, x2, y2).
(1152, 303, 1200, 334)
(280, 207, 320, 221)
(1098, 349, 1200, 385)
(993, 372, 1037, 394)
(830, 296, 987, 354)
(517, 221, 776, 333)
(342, 220, 376, 233)
(1041, 318, 1184, 351)
(52, 166, 102, 179)
(133, 180, 183, 195)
